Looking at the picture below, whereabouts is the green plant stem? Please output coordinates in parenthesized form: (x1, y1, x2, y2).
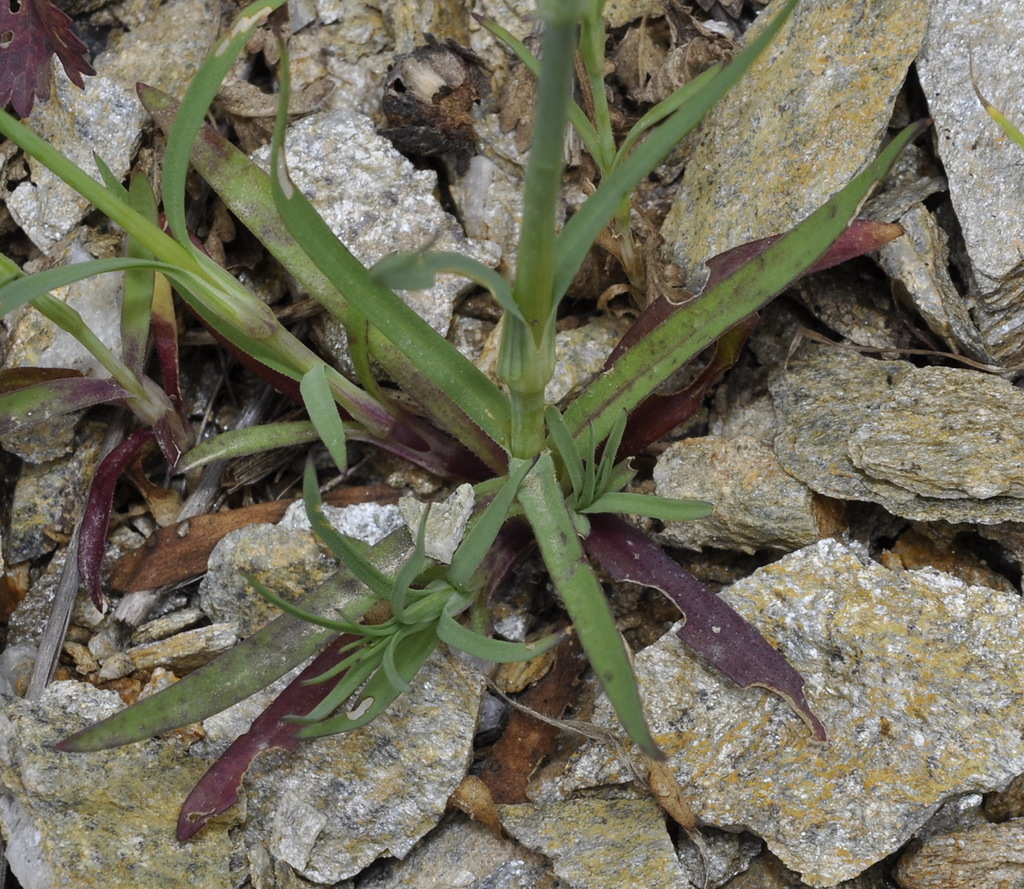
(500, 11, 579, 457)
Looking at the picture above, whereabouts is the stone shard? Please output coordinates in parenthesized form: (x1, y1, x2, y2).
(916, 0, 1024, 368)
(556, 539, 1024, 886)
(661, 0, 928, 284)
(239, 650, 483, 884)
(896, 819, 1024, 889)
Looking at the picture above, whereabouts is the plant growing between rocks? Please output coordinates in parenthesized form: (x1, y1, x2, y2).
(0, 0, 924, 839)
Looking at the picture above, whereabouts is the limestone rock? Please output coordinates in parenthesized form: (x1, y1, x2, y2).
(499, 794, 689, 889)
(7, 73, 145, 254)
(0, 682, 238, 889)
(557, 539, 1024, 886)
(895, 820, 1024, 889)
(357, 815, 552, 889)
(250, 111, 500, 369)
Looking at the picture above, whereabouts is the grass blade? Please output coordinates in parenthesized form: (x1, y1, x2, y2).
(517, 453, 661, 758)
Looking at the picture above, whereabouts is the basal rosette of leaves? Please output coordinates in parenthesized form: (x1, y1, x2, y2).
(0, 0, 926, 838)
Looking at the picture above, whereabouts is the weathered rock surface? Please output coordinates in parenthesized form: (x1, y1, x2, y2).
(874, 205, 990, 362)
(357, 815, 552, 889)
(7, 76, 145, 254)
(235, 650, 483, 884)
(199, 499, 403, 637)
(895, 819, 1024, 889)
(662, 0, 928, 283)
(916, 0, 1024, 367)
(0, 651, 483, 888)
(500, 793, 689, 889)
(772, 346, 1024, 523)
(557, 539, 1024, 886)
(653, 435, 842, 553)
(0, 682, 239, 889)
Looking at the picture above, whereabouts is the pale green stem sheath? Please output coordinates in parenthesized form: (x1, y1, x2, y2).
(499, 11, 579, 457)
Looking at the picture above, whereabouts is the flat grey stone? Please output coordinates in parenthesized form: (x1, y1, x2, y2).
(7, 73, 145, 253)
(357, 815, 551, 889)
(557, 539, 1024, 886)
(771, 346, 1024, 522)
(240, 650, 483, 883)
(251, 111, 500, 368)
(0, 682, 238, 889)
(500, 794, 688, 889)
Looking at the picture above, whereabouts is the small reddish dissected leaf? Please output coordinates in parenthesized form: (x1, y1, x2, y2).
(0, 0, 95, 116)
(78, 427, 155, 612)
(176, 632, 361, 841)
(584, 513, 827, 742)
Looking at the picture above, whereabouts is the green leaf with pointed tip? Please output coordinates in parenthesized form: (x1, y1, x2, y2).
(300, 364, 348, 476)
(545, 405, 584, 500)
(176, 421, 322, 473)
(371, 251, 522, 324)
(302, 460, 393, 600)
(580, 492, 714, 521)
(517, 452, 661, 759)
(268, 38, 511, 449)
(247, 572, 389, 637)
(553, 0, 800, 301)
(437, 605, 565, 662)
(446, 456, 533, 591)
(563, 118, 929, 446)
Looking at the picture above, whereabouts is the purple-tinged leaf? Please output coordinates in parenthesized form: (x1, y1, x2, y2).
(584, 513, 826, 742)
(607, 219, 904, 366)
(176, 631, 361, 841)
(151, 274, 184, 414)
(78, 427, 154, 612)
(615, 317, 755, 459)
(0, 371, 127, 434)
(0, 0, 94, 116)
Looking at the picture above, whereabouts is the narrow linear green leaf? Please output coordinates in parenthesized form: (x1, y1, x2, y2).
(517, 453, 661, 759)
(302, 460, 393, 599)
(564, 118, 928, 444)
(295, 624, 440, 738)
(175, 421, 322, 473)
(554, 0, 800, 299)
(162, 0, 287, 248)
(57, 529, 414, 751)
(247, 572, 388, 636)
(581, 492, 714, 521)
(268, 39, 511, 446)
(371, 251, 521, 323)
(447, 456, 534, 590)
(437, 607, 565, 663)
(545, 405, 585, 501)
